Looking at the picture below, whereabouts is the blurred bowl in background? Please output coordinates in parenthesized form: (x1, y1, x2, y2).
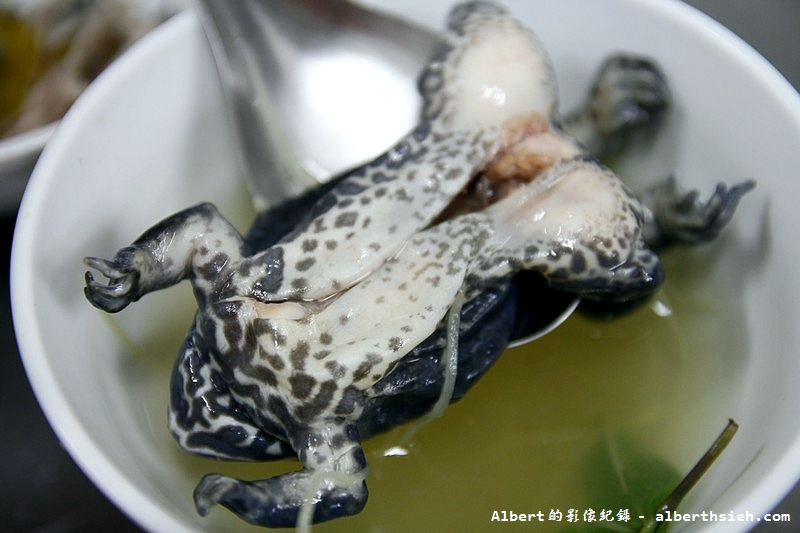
(0, 0, 186, 213)
(0, 124, 53, 212)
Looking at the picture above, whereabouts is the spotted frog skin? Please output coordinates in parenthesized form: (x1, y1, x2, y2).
(83, 1, 753, 527)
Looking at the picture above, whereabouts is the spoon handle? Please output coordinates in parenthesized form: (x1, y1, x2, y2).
(194, 0, 321, 208)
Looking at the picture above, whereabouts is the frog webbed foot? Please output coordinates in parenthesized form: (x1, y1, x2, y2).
(561, 53, 670, 156)
(194, 424, 369, 527)
(194, 467, 368, 528)
(642, 175, 756, 250)
(83, 247, 152, 312)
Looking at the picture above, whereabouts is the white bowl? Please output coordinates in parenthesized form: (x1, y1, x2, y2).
(11, 1, 800, 531)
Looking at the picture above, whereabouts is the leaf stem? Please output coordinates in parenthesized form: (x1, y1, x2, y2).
(639, 419, 739, 533)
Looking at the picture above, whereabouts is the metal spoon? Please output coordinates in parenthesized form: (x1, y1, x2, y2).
(194, 0, 579, 341)
(194, 0, 439, 208)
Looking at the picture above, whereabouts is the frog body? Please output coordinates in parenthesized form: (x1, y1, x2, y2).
(84, 1, 752, 527)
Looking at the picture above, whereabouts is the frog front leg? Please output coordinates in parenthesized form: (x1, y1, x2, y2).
(193, 423, 368, 527)
(475, 157, 665, 302)
(640, 175, 756, 250)
(560, 53, 670, 156)
(84, 202, 245, 312)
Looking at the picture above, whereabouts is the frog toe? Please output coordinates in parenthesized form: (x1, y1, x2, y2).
(644, 176, 756, 249)
(83, 265, 138, 312)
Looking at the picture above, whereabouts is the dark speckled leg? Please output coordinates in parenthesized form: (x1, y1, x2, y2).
(193, 424, 368, 527)
(168, 328, 294, 461)
(561, 53, 670, 156)
(640, 175, 756, 250)
(84, 203, 245, 312)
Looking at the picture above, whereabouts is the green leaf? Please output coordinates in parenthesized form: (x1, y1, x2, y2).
(573, 430, 682, 532)
(639, 420, 739, 533)
(567, 420, 738, 533)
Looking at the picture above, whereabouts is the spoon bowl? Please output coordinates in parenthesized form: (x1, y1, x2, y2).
(195, 0, 439, 206)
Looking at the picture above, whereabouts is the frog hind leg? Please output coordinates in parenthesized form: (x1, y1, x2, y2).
(193, 424, 368, 527)
(168, 328, 294, 461)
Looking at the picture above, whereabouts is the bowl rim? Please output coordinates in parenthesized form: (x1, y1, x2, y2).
(10, 11, 200, 532)
(10, 1, 800, 531)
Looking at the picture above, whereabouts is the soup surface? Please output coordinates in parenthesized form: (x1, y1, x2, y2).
(118, 235, 744, 531)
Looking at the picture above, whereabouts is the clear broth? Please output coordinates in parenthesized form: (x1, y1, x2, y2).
(118, 242, 745, 532)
